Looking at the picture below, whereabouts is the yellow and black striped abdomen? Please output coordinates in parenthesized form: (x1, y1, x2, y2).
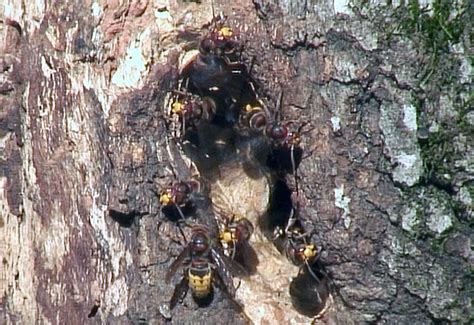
(188, 259, 213, 298)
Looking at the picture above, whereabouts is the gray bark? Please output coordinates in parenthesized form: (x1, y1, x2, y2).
(1, 0, 472, 324)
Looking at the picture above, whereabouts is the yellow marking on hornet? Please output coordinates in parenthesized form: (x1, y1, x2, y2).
(189, 272, 212, 298)
(219, 27, 233, 38)
(220, 230, 234, 242)
(244, 104, 262, 113)
(304, 244, 317, 259)
(171, 101, 184, 114)
(159, 192, 172, 205)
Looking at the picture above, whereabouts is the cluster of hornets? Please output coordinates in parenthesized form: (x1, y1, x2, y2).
(158, 13, 331, 321)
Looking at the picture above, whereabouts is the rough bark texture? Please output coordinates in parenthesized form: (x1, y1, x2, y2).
(1, 0, 472, 324)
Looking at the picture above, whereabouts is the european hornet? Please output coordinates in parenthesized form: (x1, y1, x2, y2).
(180, 17, 252, 120)
(240, 100, 307, 180)
(197, 9, 245, 66)
(199, 22, 241, 61)
(241, 102, 306, 143)
(218, 214, 259, 273)
(219, 215, 254, 259)
(166, 225, 248, 309)
(169, 90, 216, 135)
(273, 215, 327, 307)
(273, 210, 322, 283)
(159, 178, 208, 222)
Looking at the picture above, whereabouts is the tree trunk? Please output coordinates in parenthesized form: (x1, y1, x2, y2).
(1, 0, 472, 324)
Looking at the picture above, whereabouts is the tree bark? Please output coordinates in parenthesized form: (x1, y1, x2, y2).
(1, 0, 472, 324)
